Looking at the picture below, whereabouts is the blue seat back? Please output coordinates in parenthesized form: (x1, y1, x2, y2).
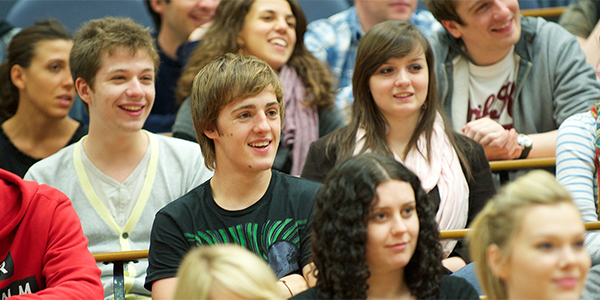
(0, 0, 18, 21)
(6, 0, 154, 33)
(298, 0, 350, 23)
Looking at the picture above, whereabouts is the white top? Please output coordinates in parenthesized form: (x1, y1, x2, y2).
(467, 46, 517, 128)
(81, 137, 150, 228)
(451, 46, 518, 131)
(25, 132, 213, 299)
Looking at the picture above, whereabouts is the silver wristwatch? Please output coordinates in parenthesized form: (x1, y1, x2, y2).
(517, 133, 533, 159)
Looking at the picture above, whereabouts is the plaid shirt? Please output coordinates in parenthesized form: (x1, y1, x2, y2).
(305, 7, 441, 111)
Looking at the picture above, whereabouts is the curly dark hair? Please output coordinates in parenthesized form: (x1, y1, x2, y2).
(312, 153, 444, 300)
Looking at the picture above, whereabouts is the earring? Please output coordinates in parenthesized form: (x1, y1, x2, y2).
(421, 102, 427, 110)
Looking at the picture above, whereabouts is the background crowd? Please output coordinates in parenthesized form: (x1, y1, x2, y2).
(1, 0, 600, 299)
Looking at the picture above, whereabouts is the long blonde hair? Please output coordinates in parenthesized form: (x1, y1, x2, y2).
(468, 170, 575, 299)
(174, 244, 283, 300)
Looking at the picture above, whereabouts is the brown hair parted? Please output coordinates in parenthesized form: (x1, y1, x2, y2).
(70, 17, 159, 111)
(0, 19, 72, 120)
(176, 0, 333, 110)
(424, 0, 464, 25)
(328, 20, 470, 178)
(468, 170, 575, 300)
(191, 53, 284, 171)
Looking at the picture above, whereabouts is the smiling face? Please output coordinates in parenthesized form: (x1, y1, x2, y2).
(154, 0, 219, 40)
(493, 203, 590, 300)
(77, 47, 155, 133)
(441, 0, 521, 65)
(368, 48, 429, 124)
(204, 87, 281, 174)
(365, 180, 419, 274)
(13, 39, 75, 119)
(237, 0, 297, 71)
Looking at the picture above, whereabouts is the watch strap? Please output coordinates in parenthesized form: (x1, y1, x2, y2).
(518, 143, 532, 159)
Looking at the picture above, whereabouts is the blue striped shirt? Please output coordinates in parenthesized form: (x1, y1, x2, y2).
(556, 111, 600, 265)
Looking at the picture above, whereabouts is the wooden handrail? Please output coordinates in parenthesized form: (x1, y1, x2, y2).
(93, 250, 149, 263)
(91, 221, 600, 261)
(439, 221, 600, 240)
(489, 157, 555, 171)
(520, 6, 566, 19)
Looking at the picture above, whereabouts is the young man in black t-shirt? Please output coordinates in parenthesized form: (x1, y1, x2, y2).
(145, 53, 321, 299)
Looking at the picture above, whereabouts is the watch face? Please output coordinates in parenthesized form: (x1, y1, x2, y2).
(518, 134, 533, 147)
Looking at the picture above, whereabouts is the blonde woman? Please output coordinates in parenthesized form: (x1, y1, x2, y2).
(469, 170, 591, 300)
(175, 244, 284, 300)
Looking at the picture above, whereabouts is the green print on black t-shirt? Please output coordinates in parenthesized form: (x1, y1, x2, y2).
(184, 219, 308, 278)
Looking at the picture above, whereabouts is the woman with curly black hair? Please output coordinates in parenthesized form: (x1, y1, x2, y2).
(292, 153, 478, 300)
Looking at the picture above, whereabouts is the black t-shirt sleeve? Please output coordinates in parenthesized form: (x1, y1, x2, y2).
(280, 174, 321, 270)
(299, 184, 318, 269)
(439, 275, 480, 299)
(144, 210, 191, 290)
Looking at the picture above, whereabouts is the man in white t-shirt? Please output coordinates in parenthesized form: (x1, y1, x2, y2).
(425, 0, 600, 161)
(25, 17, 212, 299)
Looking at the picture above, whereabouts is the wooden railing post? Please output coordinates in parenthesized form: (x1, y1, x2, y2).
(93, 250, 148, 300)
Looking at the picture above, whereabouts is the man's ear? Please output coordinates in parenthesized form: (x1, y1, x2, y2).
(10, 65, 26, 90)
(487, 244, 509, 280)
(149, 0, 167, 14)
(204, 128, 218, 140)
(76, 78, 93, 106)
(441, 20, 463, 39)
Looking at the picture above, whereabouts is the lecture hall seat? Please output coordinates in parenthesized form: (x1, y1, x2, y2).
(6, 0, 154, 33)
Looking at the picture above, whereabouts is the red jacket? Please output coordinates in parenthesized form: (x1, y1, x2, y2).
(0, 169, 104, 299)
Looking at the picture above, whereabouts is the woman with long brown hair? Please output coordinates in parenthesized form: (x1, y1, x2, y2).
(301, 20, 495, 271)
(172, 0, 343, 175)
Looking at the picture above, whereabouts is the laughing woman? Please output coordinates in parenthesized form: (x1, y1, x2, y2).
(0, 20, 87, 177)
(172, 0, 343, 175)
